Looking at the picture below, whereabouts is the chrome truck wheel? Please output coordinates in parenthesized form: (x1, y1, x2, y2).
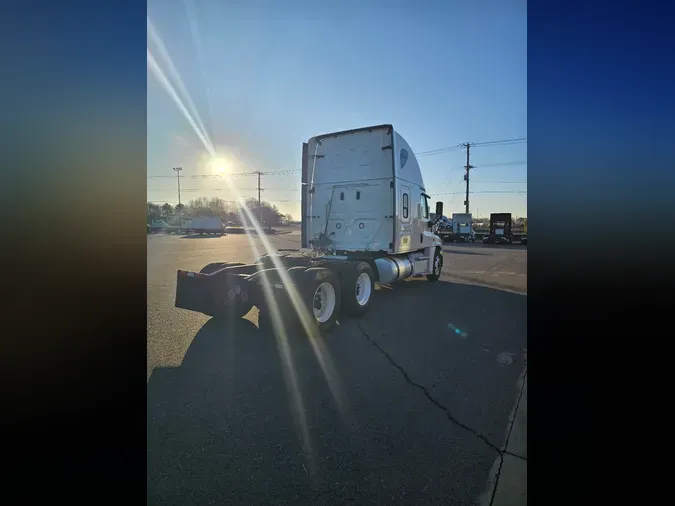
(355, 273, 372, 306)
(313, 282, 337, 323)
(302, 267, 341, 333)
(341, 261, 375, 317)
(426, 248, 443, 282)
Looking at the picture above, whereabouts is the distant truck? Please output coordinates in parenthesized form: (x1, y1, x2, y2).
(450, 213, 475, 242)
(483, 213, 515, 244)
(187, 217, 224, 236)
(435, 216, 453, 242)
(149, 220, 168, 233)
(510, 219, 527, 244)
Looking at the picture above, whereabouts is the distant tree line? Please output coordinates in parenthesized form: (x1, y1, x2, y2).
(147, 197, 294, 227)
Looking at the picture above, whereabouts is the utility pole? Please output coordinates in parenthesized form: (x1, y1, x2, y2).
(255, 170, 264, 229)
(173, 166, 183, 205)
(173, 166, 182, 232)
(257, 171, 261, 207)
(463, 143, 473, 214)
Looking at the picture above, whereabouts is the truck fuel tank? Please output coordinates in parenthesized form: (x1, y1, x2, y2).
(374, 251, 430, 284)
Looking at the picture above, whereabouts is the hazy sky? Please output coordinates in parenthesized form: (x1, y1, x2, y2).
(147, 0, 527, 219)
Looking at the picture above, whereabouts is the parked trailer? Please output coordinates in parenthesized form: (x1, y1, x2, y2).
(187, 216, 224, 236)
(175, 124, 445, 333)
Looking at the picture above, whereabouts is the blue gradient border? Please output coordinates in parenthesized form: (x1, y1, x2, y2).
(1, 0, 673, 502)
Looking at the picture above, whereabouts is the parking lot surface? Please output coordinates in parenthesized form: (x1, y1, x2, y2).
(147, 230, 527, 505)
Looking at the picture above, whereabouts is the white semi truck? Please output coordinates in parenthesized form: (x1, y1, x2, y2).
(174, 125, 444, 332)
(450, 213, 475, 242)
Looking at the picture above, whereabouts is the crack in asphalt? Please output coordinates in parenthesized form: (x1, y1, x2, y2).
(501, 368, 527, 455)
(488, 455, 505, 506)
(485, 256, 514, 274)
(489, 368, 527, 506)
(356, 322, 528, 466)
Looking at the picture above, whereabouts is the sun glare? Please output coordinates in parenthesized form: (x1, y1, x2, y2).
(210, 156, 230, 174)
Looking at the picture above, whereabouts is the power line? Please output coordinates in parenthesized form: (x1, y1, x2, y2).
(475, 160, 527, 168)
(434, 180, 526, 186)
(148, 187, 300, 192)
(148, 188, 201, 192)
(149, 190, 524, 204)
(414, 138, 526, 159)
(147, 169, 301, 179)
(147, 172, 258, 179)
(415, 144, 465, 158)
(429, 161, 527, 182)
(262, 170, 301, 175)
(471, 137, 527, 147)
(428, 159, 526, 187)
(146, 137, 526, 180)
(470, 181, 526, 184)
(147, 137, 527, 211)
(444, 178, 466, 207)
(436, 190, 527, 195)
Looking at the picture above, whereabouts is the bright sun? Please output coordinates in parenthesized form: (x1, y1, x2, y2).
(210, 156, 230, 174)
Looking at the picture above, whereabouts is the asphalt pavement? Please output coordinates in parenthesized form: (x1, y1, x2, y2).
(147, 230, 527, 505)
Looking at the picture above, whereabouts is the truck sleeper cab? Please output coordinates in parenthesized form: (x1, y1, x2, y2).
(483, 212, 514, 244)
(450, 213, 475, 242)
(175, 125, 445, 333)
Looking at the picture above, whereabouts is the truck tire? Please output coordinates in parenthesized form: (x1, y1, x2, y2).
(199, 262, 253, 319)
(302, 267, 342, 333)
(426, 247, 443, 282)
(340, 261, 375, 317)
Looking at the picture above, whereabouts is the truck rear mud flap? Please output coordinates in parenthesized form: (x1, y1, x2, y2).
(175, 270, 257, 316)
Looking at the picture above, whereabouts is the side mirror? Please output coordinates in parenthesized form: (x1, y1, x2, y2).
(435, 201, 443, 217)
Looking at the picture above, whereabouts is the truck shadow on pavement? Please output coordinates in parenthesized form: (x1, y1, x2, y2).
(480, 244, 527, 250)
(179, 234, 226, 239)
(147, 280, 526, 505)
(441, 247, 490, 256)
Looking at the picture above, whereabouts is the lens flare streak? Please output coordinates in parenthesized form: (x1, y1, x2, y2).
(235, 204, 314, 469)
(148, 20, 350, 469)
(147, 49, 215, 157)
(147, 16, 214, 154)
